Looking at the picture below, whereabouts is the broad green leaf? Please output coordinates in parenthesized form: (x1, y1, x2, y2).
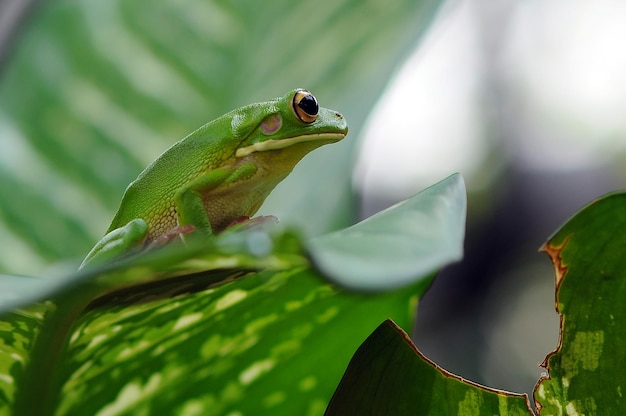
(308, 173, 466, 291)
(325, 319, 531, 415)
(4, 267, 425, 415)
(0, 0, 442, 274)
(535, 192, 626, 414)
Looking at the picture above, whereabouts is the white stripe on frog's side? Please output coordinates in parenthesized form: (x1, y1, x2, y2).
(235, 133, 345, 157)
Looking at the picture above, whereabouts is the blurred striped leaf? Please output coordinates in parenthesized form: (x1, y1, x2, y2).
(0, 0, 441, 274)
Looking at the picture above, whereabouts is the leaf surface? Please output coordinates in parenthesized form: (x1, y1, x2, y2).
(1, 267, 427, 415)
(535, 192, 626, 414)
(309, 173, 465, 291)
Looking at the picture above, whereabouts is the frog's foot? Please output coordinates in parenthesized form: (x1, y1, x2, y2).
(147, 224, 196, 249)
(226, 215, 279, 232)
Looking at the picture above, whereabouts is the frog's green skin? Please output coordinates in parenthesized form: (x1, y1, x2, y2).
(80, 89, 348, 269)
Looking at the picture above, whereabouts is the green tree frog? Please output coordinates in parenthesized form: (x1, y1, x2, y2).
(80, 89, 348, 269)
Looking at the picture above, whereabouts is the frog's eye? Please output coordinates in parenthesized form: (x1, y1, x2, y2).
(292, 89, 318, 123)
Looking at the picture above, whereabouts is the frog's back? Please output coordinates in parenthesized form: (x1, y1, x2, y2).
(106, 116, 234, 239)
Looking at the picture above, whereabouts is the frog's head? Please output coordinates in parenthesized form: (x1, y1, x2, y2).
(233, 88, 348, 159)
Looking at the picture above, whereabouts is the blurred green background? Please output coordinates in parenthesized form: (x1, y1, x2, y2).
(1, 0, 624, 404)
(0, 0, 437, 272)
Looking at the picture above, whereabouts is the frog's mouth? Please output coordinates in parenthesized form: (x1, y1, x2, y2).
(235, 133, 346, 158)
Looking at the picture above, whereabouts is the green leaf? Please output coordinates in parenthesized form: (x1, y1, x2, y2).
(325, 319, 531, 415)
(3, 267, 425, 415)
(0, 304, 49, 409)
(0, 274, 71, 313)
(308, 173, 466, 291)
(535, 192, 626, 414)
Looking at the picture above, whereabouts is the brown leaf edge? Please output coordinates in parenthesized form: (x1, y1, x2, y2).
(326, 319, 533, 415)
(532, 236, 571, 414)
(390, 320, 532, 411)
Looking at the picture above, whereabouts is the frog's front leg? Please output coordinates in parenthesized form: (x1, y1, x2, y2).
(79, 218, 149, 269)
(174, 163, 257, 242)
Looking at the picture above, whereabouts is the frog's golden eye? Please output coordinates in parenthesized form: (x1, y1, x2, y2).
(292, 89, 318, 123)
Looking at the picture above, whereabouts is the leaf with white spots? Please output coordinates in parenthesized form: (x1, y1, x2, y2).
(0, 303, 50, 409)
(535, 192, 626, 414)
(47, 267, 423, 415)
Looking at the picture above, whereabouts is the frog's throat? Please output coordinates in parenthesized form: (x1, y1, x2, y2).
(235, 133, 345, 158)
